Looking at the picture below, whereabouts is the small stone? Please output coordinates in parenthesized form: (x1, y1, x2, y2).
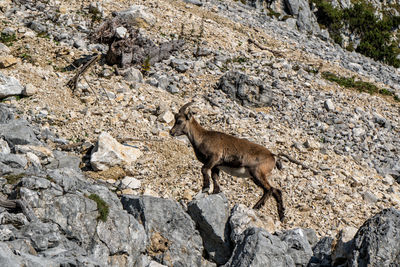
(22, 83, 37, 96)
(362, 191, 378, 204)
(121, 176, 141, 189)
(0, 138, 10, 154)
(0, 56, 18, 68)
(352, 127, 365, 137)
(157, 110, 174, 124)
(324, 99, 335, 111)
(303, 138, 320, 150)
(115, 26, 128, 39)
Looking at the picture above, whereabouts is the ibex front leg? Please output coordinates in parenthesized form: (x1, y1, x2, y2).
(201, 157, 219, 193)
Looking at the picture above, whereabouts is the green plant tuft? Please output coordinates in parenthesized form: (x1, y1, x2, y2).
(3, 173, 25, 184)
(0, 33, 16, 46)
(88, 193, 109, 222)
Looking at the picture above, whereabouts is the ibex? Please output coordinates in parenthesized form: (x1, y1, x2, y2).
(170, 102, 286, 221)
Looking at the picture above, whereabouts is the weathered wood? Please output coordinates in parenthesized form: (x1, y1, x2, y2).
(67, 54, 101, 90)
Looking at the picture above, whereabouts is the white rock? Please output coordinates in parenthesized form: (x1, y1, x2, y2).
(0, 138, 10, 154)
(352, 127, 365, 137)
(90, 132, 143, 171)
(26, 152, 41, 168)
(115, 26, 128, 39)
(116, 5, 156, 27)
(324, 99, 335, 111)
(23, 83, 37, 96)
(157, 110, 174, 124)
(121, 176, 141, 189)
(0, 73, 24, 98)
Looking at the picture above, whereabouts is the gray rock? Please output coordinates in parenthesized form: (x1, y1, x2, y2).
(308, 236, 333, 267)
(0, 242, 23, 267)
(223, 227, 295, 267)
(0, 104, 14, 124)
(278, 228, 313, 266)
(0, 153, 27, 169)
(0, 119, 40, 148)
(121, 67, 143, 83)
(348, 208, 400, 266)
(121, 195, 204, 267)
(331, 226, 358, 265)
(187, 193, 232, 265)
(0, 138, 10, 154)
(228, 204, 275, 245)
(324, 99, 335, 112)
(0, 73, 24, 99)
(170, 58, 191, 72)
(96, 209, 146, 264)
(29, 21, 47, 33)
(285, 0, 320, 33)
(217, 71, 274, 107)
(46, 150, 80, 171)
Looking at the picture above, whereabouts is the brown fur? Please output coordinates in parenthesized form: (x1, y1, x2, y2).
(170, 103, 285, 221)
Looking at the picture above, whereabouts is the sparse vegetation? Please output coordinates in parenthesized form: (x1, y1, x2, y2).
(3, 173, 25, 185)
(0, 33, 16, 46)
(322, 72, 399, 101)
(312, 0, 400, 67)
(88, 193, 109, 222)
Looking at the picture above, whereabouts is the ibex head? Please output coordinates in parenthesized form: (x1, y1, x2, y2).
(170, 101, 195, 137)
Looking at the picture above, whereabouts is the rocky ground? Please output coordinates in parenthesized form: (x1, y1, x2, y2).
(0, 0, 400, 250)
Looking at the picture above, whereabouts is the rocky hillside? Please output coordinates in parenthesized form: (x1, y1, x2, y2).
(0, 0, 400, 266)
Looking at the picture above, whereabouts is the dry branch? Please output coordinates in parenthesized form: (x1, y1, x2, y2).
(67, 54, 101, 91)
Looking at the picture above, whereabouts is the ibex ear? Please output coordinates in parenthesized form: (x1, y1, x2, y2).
(185, 110, 193, 120)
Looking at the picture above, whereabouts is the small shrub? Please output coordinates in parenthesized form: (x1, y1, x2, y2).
(0, 33, 16, 46)
(88, 193, 109, 222)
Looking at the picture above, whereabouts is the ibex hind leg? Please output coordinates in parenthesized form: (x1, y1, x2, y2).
(250, 166, 285, 222)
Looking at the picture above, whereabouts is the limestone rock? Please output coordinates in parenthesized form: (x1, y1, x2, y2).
(90, 132, 143, 171)
(121, 195, 204, 267)
(116, 5, 156, 28)
(187, 193, 232, 265)
(0, 73, 24, 99)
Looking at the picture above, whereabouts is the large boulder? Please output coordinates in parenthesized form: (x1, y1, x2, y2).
(90, 132, 142, 171)
(216, 71, 274, 107)
(223, 227, 294, 267)
(348, 208, 400, 266)
(121, 195, 204, 267)
(187, 193, 232, 265)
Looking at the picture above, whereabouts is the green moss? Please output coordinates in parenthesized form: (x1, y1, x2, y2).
(3, 173, 25, 184)
(88, 193, 109, 222)
(0, 33, 16, 46)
